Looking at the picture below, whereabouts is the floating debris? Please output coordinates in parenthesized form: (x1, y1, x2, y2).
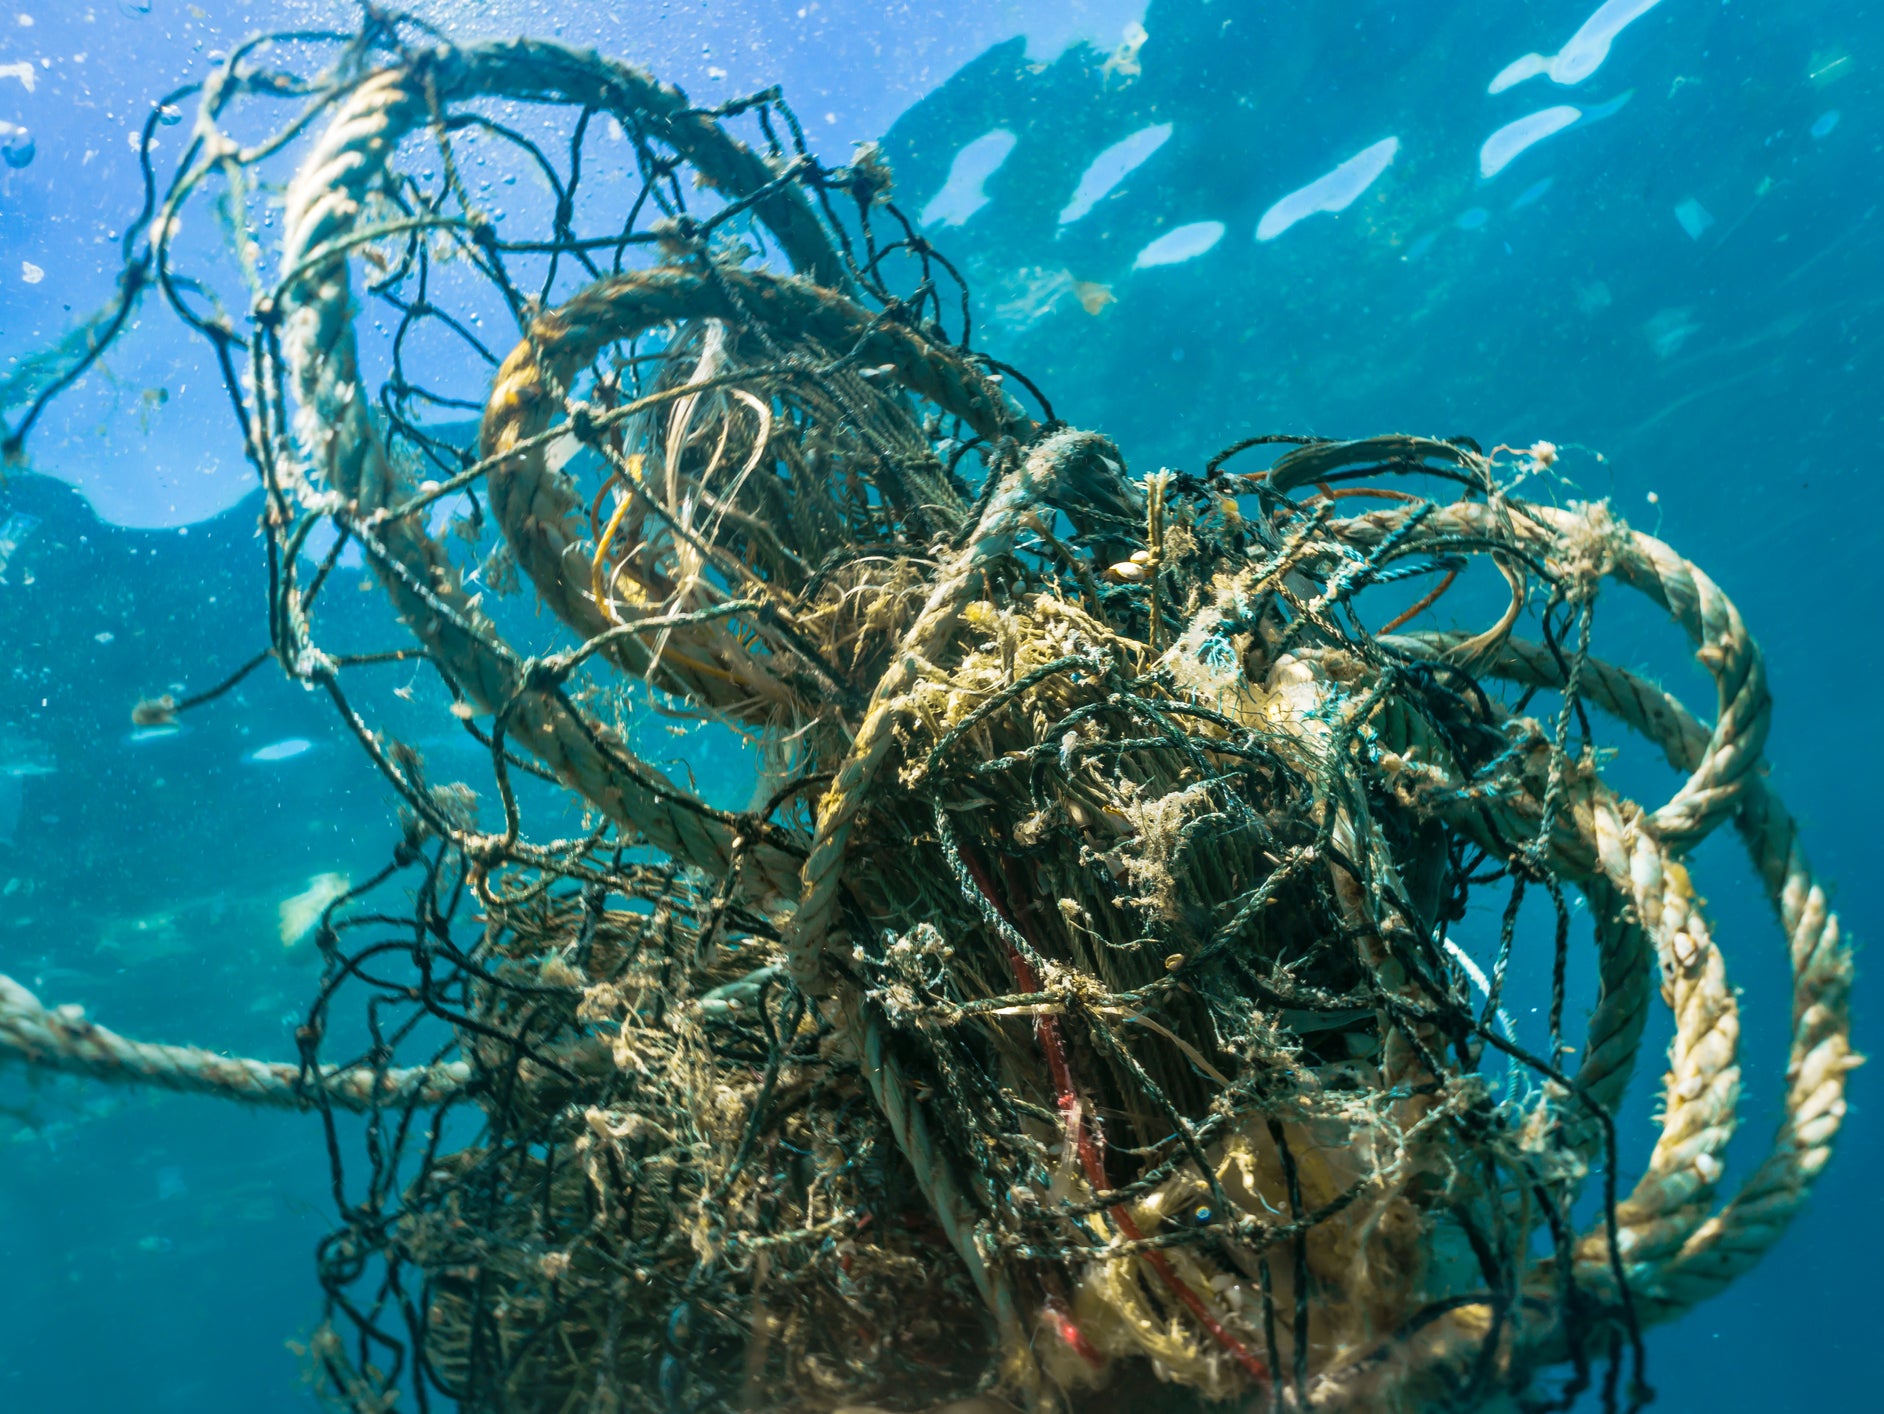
(278, 872, 350, 957)
(1072, 278, 1115, 314)
(1099, 19, 1149, 86)
(131, 695, 179, 728)
(1808, 49, 1853, 87)
(987, 264, 1077, 330)
(1674, 196, 1715, 240)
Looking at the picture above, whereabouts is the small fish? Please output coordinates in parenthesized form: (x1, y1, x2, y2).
(1073, 279, 1116, 315)
(245, 737, 313, 764)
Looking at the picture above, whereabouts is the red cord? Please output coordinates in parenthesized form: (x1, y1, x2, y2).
(1043, 1295, 1106, 1369)
(959, 850, 1269, 1383)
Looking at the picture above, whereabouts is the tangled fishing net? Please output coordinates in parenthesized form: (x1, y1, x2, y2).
(0, 14, 1856, 1414)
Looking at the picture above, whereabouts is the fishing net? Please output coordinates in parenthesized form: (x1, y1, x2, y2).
(0, 14, 1856, 1414)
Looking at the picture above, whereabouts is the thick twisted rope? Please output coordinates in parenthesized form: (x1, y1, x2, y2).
(476, 266, 1028, 717)
(783, 428, 1120, 993)
(1334, 486, 1770, 1272)
(1366, 488, 1785, 1277)
(1586, 783, 1741, 1262)
(1369, 653, 1743, 1378)
(747, 431, 1125, 1400)
(278, 45, 805, 898)
(1422, 634, 1855, 1321)
(1307, 623, 1852, 1408)
(1329, 482, 1769, 850)
(1244, 478, 1779, 1407)
(0, 973, 469, 1113)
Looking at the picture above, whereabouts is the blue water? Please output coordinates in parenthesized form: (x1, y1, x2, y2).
(1, 1, 1875, 1409)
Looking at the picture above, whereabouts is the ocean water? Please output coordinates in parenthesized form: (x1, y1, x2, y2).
(0, 2, 1874, 1410)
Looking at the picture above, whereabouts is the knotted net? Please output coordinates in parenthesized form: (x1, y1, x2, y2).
(0, 15, 1855, 1414)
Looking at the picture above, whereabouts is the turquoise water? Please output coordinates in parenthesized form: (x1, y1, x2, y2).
(1, 2, 1874, 1409)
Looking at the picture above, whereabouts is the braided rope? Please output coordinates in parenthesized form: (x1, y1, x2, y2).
(476, 267, 1028, 716)
(1587, 786, 1741, 1261)
(0, 973, 469, 1113)
(1342, 493, 1773, 1272)
(1258, 479, 1780, 1407)
(1304, 620, 1853, 1408)
(783, 429, 1117, 993)
(1346, 650, 1745, 1385)
(1573, 875, 1654, 1130)
(278, 47, 804, 898)
(1340, 494, 1770, 850)
(1374, 488, 1795, 1278)
(1431, 636, 1856, 1322)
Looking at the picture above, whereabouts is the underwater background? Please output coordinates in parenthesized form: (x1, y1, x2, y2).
(0, 1, 1875, 1410)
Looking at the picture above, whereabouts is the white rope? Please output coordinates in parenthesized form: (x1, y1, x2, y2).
(0, 972, 468, 1112)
